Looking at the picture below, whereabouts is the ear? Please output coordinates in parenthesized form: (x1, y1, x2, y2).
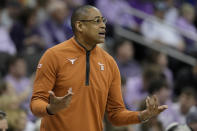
(75, 21, 83, 32)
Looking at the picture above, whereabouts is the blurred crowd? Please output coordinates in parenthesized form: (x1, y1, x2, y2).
(0, 0, 197, 131)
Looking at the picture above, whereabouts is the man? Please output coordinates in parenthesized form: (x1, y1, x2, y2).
(186, 105, 197, 130)
(30, 5, 168, 131)
(0, 111, 8, 131)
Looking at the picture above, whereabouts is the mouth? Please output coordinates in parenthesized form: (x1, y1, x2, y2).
(98, 32, 106, 38)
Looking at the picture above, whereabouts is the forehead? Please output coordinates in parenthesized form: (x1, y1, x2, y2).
(85, 7, 103, 19)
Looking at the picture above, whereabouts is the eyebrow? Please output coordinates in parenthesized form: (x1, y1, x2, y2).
(93, 16, 104, 19)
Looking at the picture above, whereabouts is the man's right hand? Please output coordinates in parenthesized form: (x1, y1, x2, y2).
(46, 88, 74, 114)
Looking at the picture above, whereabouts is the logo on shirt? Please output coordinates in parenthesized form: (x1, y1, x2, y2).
(67, 58, 77, 64)
(98, 62, 104, 71)
(37, 64, 42, 68)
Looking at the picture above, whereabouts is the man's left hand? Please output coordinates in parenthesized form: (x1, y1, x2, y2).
(138, 95, 168, 122)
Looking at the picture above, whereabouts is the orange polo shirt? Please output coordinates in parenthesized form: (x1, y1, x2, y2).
(30, 37, 140, 131)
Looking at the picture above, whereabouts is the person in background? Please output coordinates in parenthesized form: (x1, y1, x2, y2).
(0, 7, 16, 77)
(114, 38, 141, 79)
(35, 0, 49, 25)
(1, 0, 22, 31)
(4, 56, 36, 129)
(10, 7, 45, 53)
(186, 106, 197, 131)
(0, 8, 16, 56)
(147, 76, 180, 128)
(146, 50, 174, 88)
(124, 64, 163, 110)
(141, 1, 185, 51)
(171, 88, 197, 125)
(175, 3, 197, 53)
(0, 111, 8, 131)
(174, 63, 197, 97)
(164, 0, 179, 25)
(39, 0, 72, 48)
(96, 0, 138, 31)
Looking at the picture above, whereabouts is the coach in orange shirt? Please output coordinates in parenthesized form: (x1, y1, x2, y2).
(30, 5, 168, 131)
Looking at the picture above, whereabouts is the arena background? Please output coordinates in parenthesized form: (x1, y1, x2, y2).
(0, 0, 197, 131)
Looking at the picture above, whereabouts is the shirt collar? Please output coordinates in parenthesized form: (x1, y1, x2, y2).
(71, 37, 97, 52)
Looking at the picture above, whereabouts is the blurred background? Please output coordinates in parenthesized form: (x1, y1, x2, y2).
(0, 0, 197, 131)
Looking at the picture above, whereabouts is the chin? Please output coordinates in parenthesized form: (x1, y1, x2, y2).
(98, 39, 105, 43)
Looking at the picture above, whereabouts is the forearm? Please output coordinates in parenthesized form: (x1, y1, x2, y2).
(107, 109, 140, 126)
(30, 99, 49, 117)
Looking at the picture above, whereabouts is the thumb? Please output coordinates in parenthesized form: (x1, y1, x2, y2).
(48, 91, 56, 99)
(158, 105, 168, 113)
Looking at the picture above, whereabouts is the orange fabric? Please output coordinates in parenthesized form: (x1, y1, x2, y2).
(30, 37, 140, 131)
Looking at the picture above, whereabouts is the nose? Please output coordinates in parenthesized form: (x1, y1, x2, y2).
(100, 21, 106, 29)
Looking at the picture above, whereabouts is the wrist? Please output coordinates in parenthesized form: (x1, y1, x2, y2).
(138, 110, 151, 123)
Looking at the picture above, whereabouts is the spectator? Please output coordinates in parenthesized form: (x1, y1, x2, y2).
(146, 50, 174, 88)
(39, 0, 72, 48)
(141, 1, 185, 51)
(35, 0, 49, 24)
(0, 80, 20, 111)
(3, 56, 36, 124)
(0, 111, 8, 131)
(147, 76, 180, 128)
(171, 88, 197, 125)
(114, 38, 141, 78)
(174, 64, 197, 97)
(164, 0, 179, 25)
(7, 109, 29, 131)
(0, 8, 16, 55)
(186, 106, 197, 131)
(96, 0, 138, 31)
(10, 7, 45, 53)
(1, 0, 22, 31)
(124, 64, 162, 110)
(4, 56, 31, 111)
(127, 0, 154, 25)
(176, 3, 197, 53)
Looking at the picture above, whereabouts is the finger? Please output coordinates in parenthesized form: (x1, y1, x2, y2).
(63, 94, 72, 105)
(65, 95, 72, 107)
(149, 96, 155, 110)
(148, 96, 153, 108)
(67, 88, 74, 95)
(63, 92, 73, 101)
(146, 97, 149, 109)
(147, 97, 152, 111)
(158, 105, 168, 113)
(153, 95, 159, 108)
(48, 91, 56, 98)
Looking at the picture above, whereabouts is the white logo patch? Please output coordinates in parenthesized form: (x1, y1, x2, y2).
(37, 64, 42, 68)
(67, 58, 77, 64)
(98, 62, 104, 71)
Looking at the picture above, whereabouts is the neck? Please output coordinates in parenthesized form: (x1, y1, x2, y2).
(75, 36, 96, 51)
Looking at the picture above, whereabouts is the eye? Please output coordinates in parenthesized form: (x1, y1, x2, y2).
(103, 18, 107, 23)
(95, 18, 101, 23)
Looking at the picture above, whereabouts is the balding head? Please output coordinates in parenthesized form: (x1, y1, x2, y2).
(71, 5, 95, 33)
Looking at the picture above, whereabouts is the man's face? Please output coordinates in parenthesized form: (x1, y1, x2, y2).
(117, 41, 134, 63)
(80, 8, 106, 44)
(0, 119, 8, 131)
(180, 94, 195, 115)
(10, 59, 27, 78)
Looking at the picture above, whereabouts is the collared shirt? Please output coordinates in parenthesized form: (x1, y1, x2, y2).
(30, 37, 140, 131)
